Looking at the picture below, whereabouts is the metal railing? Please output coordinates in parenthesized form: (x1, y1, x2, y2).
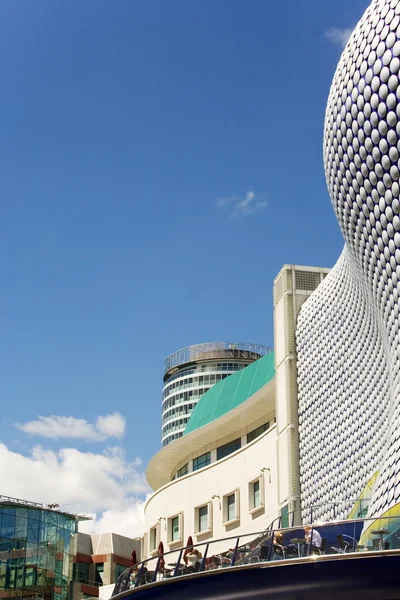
(0, 495, 43, 508)
(264, 499, 371, 531)
(164, 342, 272, 374)
(112, 514, 400, 596)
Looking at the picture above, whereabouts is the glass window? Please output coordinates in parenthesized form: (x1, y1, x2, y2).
(95, 562, 104, 585)
(193, 452, 211, 471)
(280, 505, 289, 528)
(217, 438, 241, 460)
(1, 514, 15, 538)
(227, 494, 236, 522)
(16, 566, 24, 589)
(8, 566, 16, 589)
(115, 564, 127, 581)
(247, 423, 268, 443)
(14, 509, 28, 540)
(27, 517, 39, 543)
(253, 480, 260, 508)
(198, 505, 208, 532)
(0, 561, 6, 588)
(177, 463, 188, 478)
(357, 505, 368, 518)
(74, 562, 90, 583)
(0, 540, 12, 552)
(24, 566, 36, 588)
(171, 516, 179, 541)
(150, 526, 157, 552)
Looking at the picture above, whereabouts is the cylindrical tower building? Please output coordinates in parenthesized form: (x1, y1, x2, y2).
(161, 342, 272, 446)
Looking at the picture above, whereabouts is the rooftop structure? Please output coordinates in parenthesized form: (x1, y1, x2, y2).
(0, 495, 85, 600)
(0, 493, 90, 521)
(164, 342, 272, 378)
(161, 342, 272, 446)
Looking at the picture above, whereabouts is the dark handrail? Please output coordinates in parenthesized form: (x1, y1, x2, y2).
(230, 537, 240, 567)
(199, 543, 209, 572)
(112, 514, 399, 596)
(173, 549, 184, 577)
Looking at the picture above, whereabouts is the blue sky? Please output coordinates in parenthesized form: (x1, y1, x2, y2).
(0, 0, 369, 533)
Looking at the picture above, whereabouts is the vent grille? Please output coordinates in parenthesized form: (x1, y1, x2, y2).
(295, 271, 322, 292)
(274, 268, 292, 304)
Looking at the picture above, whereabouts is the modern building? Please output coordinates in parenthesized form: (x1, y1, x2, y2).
(0, 494, 140, 600)
(147, 351, 276, 556)
(143, 0, 400, 549)
(73, 532, 141, 600)
(273, 265, 330, 522)
(161, 342, 271, 446)
(297, 0, 400, 524)
(115, 0, 400, 595)
(144, 266, 332, 557)
(0, 495, 87, 600)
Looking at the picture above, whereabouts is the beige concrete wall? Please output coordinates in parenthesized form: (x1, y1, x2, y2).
(144, 427, 278, 559)
(273, 264, 330, 522)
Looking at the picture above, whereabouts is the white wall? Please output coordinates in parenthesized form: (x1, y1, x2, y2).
(98, 584, 114, 600)
(144, 427, 278, 559)
(274, 265, 329, 520)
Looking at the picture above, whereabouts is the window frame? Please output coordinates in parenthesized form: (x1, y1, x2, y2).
(222, 489, 240, 526)
(194, 502, 212, 536)
(74, 561, 90, 584)
(216, 437, 241, 461)
(149, 523, 160, 555)
(247, 423, 269, 444)
(192, 451, 211, 472)
(176, 463, 189, 478)
(167, 513, 183, 545)
(115, 563, 128, 581)
(248, 474, 265, 514)
(280, 504, 289, 528)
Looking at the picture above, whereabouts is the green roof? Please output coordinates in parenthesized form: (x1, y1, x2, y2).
(184, 351, 275, 435)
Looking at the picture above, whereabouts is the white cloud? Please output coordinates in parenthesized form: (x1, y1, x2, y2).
(216, 190, 267, 218)
(95, 414, 126, 438)
(79, 503, 149, 538)
(16, 413, 126, 442)
(324, 27, 353, 48)
(0, 442, 150, 537)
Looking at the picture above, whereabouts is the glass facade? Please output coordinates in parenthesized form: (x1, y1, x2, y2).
(161, 349, 264, 447)
(192, 452, 211, 472)
(73, 561, 90, 584)
(0, 502, 78, 600)
(176, 463, 188, 478)
(247, 423, 269, 444)
(216, 438, 241, 460)
(161, 342, 272, 446)
(115, 564, 126, 580)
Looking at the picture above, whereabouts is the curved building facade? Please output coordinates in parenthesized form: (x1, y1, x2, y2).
(143, 0, 400, 567)
(297, 0, 400, 523)
(145, 352, 277, 556)
(0, 496, 84, 600)
(161, 342, 271, 446)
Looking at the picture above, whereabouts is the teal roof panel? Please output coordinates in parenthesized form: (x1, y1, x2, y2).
(184, 351, 275, 435)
